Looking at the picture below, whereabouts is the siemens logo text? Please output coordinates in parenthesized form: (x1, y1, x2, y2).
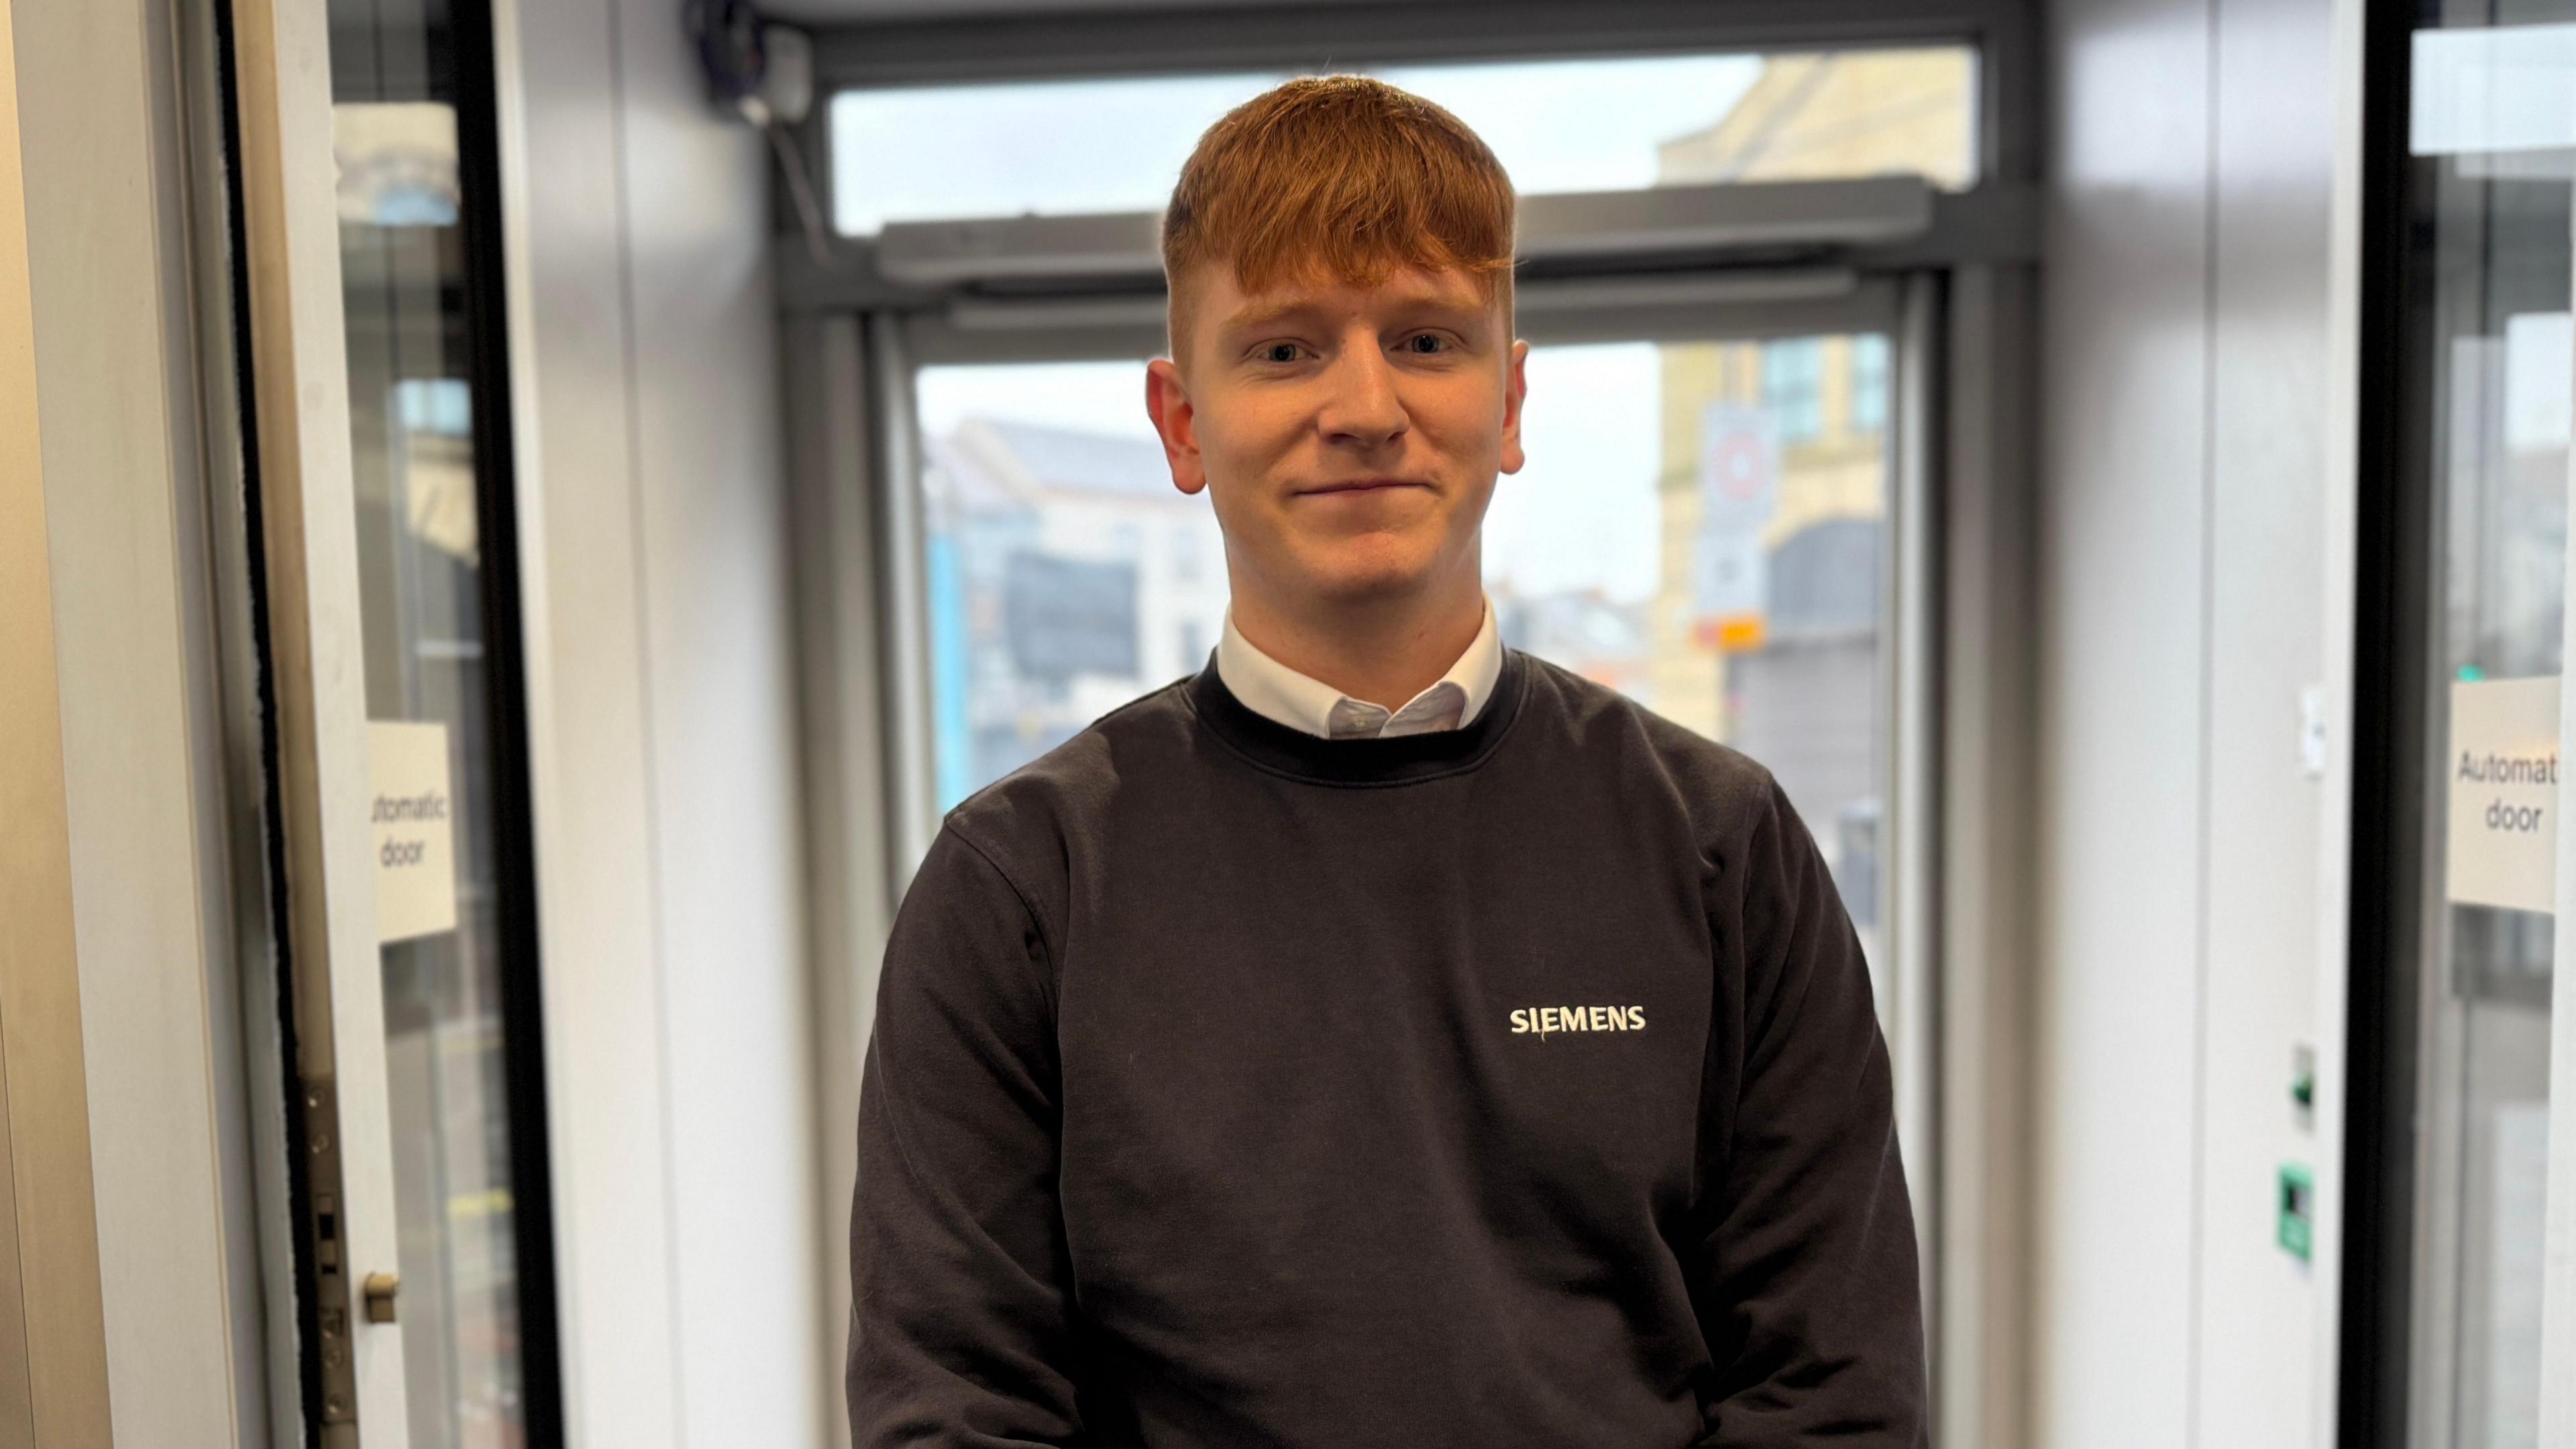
(1509, 1005, 1646, 1037)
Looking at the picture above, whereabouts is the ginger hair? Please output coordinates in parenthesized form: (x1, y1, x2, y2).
(1160, 74, 1516, 356)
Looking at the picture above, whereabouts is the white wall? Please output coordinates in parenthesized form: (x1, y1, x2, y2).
(496, 2, 825, 1445)
(2035, 0, 2344, 1444)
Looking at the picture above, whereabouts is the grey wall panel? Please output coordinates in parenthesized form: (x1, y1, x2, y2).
(2037, 0, 2343, 1444)
(611, 3, 827, 1444)
(2035, 0, 2216, 1443)
(501, 0, 824, 1442)
(498, 0, 684, 1442)
(2196, 0, 2335, 1437)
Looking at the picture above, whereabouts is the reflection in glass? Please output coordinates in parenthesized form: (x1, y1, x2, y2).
(831, 46, 1976, 234)
(330, 2, 544, 1444)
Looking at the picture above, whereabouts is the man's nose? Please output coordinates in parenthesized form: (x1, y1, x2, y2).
(1316, 345, 1408, 449)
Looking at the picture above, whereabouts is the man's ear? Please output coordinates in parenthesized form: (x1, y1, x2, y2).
(1497, 337, 1532, 476)
(1146, 358, 1208, 496)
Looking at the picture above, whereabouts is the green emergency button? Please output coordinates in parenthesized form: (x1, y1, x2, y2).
(2278, 1163, 2315, 1262)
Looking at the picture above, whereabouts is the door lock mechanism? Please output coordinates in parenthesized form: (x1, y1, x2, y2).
(362, 1271, 400, 1324)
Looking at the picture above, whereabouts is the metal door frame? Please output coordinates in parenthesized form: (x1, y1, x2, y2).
(222, 0, 417, 1440)
(787, 11, 2042, 1444)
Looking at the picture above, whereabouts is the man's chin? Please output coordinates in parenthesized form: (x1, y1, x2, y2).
(1285, 545, 1452, 606)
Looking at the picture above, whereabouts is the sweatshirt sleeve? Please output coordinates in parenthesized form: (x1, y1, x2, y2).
(849, 824, 1087, 1448)
(1693, 776, 1927, 1448)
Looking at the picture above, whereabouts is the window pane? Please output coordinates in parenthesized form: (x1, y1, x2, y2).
(911, 335, 1890, 971)
(833, 46, 1978, 235)
(916, 363, 1224, 802)
(1851, 335, 1892, 435)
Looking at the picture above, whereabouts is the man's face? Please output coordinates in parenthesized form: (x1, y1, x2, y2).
(1145, 263, 1529, 610)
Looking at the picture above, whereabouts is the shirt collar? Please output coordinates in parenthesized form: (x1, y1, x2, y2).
(1215, 596, 1504, 740)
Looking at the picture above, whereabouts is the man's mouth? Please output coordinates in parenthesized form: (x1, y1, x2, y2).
(1297, 478, 1424, 496)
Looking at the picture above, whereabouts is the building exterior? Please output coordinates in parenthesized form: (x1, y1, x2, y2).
(1633, 48, 1974, 917)
(922, 419, 1229, 802)
(1654, 48, 1976, 191)
(1647, 47, 1970, 744)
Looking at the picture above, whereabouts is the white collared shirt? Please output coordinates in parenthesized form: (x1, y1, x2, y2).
(1215, 597, 1504, 739)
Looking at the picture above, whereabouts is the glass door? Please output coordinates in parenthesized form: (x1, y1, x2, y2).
(816, 30, 1982, 1414)
(325, 0, 560, 1444)
(223, 0, 557, 1442)
(2356, 5, 2575, 1446)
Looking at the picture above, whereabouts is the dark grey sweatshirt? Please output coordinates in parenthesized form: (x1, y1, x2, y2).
(849, 647, 1925, 1448)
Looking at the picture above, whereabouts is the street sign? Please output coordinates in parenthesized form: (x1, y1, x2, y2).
(1692, 403, 1778, 652)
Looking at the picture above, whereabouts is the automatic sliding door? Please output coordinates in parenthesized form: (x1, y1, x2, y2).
(2356, 9, 2575, 1446)
(826, 25, 1983, 1409)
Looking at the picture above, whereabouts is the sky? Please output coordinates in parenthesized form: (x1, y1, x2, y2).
(830, 55, 1765, 234)
(915, 340, 1664, 604)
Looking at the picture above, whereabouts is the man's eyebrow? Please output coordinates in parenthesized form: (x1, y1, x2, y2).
(1379, 288, 1489, 317)
(1218, 299, 1326, 333)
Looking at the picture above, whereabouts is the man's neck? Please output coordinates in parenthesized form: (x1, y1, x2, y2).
(1226, 572, 1489, 713)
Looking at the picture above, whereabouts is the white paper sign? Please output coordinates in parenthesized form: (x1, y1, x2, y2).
(1691, 533, 1766, 623)
(369, 720, 458, 943)
(2447, 676, 2561, 914)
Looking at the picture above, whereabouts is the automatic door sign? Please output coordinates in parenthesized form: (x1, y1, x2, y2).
(369, 720, 458, 943)
(2447, 676, 2560, 914)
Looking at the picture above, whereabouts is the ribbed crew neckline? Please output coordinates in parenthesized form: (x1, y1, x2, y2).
(1182, 645, 1531, 786)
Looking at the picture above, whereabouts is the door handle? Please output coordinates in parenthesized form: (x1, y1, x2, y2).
(362, 1271, 399, 1324)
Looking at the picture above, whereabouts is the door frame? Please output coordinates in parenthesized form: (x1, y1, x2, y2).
(788, 12, 2041, 1443)
(0, 0, 113, 1439)
(223, 0, 417, 1441)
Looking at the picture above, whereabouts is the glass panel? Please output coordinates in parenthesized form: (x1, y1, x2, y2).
(910, 331, 1890, 971)
(2402, 5, 2574, 1446)
(329, 2, 547, 1444)
(831, 46, 1978, 234)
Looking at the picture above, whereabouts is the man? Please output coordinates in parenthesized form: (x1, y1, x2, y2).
(850, 76, 1924, 1448)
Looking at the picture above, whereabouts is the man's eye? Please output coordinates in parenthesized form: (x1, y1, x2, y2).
(1405, 334, 1448, 355)
(1260, 342, 1301, 364)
